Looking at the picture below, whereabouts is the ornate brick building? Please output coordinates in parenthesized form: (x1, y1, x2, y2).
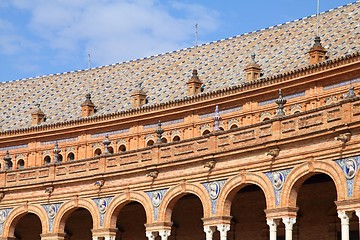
(0, 2, 359, 240)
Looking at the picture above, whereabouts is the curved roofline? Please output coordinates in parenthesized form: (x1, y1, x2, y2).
(0, 1, 357, 84)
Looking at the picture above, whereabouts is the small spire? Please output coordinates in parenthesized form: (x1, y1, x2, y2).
(213, 105, 222, 131)
(53, 142, 61, 163)
(131, 81, 147, 108)
(309, 36, 327, 64)
(155, 121, 164, 144)
(275, 89, 287, 116)
(245, 53, 261, 81)
(81, 93, 95, 117)
(187, 69, 203, 95)
(103, 134, 111, 154)
(31, 103, 45, 126)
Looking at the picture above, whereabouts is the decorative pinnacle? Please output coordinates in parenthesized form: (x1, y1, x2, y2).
(313, 36, 322, 47)
(213, 105, 222, 131)
(3, 150, 11, 162)
(275, 89, 287, 116)
(103, 134, 111, 154)
(155, 121, 164, 143)
(53, 142, 61, 162)
(137, 81, 143, 91)
(251, 52, 256, 63)
(345, 86, 356, 99)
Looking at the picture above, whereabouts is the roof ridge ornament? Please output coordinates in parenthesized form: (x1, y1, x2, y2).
(309, 36, 327, 64)
(245, 53, 261, 81)
(187, 69, 203, 95)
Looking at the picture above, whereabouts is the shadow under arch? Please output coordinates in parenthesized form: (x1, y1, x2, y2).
(216, 172, 275, 217)
(104, 191, 154, 229)
(280, 160, 347, 207)
(52, 198, 100, 233)
(157, 182, 211, 223)
(2, 204, 49, 237)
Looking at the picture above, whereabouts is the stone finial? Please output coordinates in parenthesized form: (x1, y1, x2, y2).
(53, 142, 61, 163)
(131, 82, 147, 108)
(187, 69, 203, 95)
(155, 121, 164, 143)
(213, 105, 222, 131)
(309, 36, 327, 64)
(31, 103, 45, 126)
(81, 93, 95, 117)
(275, 90, 287, 116)
(103, 134, 111, 154)
(245, 53, 261, 81)
(3, 150, 12, 170)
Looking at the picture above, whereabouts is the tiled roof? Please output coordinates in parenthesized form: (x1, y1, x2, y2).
(0, 2, 359, 131)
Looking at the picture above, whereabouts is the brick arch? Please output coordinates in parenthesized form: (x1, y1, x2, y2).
(216, 172, 275, 217)
(52, 198, 100, 233)
(104, 191, 154, 228)
(280, 160, 347, 207)
(350, 164, 360, 198)
(157, 182, 211, 222)
(2, 204, 49, 237)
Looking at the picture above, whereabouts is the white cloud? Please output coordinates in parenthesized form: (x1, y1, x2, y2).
(5, 0, 220, 66)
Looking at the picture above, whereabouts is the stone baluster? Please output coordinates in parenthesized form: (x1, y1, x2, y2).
(338, 211, 351, 240)
(267, 218, 280, 240)
(204, 225, 216, 240)
(217, 224, 230, 240)
(282, 217, 296, 240)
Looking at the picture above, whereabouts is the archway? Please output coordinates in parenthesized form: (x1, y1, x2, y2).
(64, 208, 93, 240)
(13, 213, 42, 240)
(229, 184, 268, 239)
(116, 202, 147, 239)
(294, 174, 340, 239)
(170, 194, 204, 239)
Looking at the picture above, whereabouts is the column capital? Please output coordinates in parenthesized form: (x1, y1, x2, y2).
(337, 211, 352, 225)
(355, 209, 360, 218)
(146, 231, 158, 240)
(217, 224, 231, 240)
(159, 229, 171, 240)
(282, 217, 296, 229)
(267, 218, 280, 228)
(204, 225, 216, 240)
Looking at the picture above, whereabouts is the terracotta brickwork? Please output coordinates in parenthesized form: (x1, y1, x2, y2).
(0, 2, 359, 240)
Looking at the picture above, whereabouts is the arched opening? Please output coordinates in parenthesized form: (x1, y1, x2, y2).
(94, 148, 102, 156)
(172, 135, 181, 142)
(146, 140, 154, 147)
(44, 156, 51, 165)
(67, 152, 75, 161)
(230, 124, 238, 129)
(57, 154, 63, 162)
(219, 126, 225, 131)
(294, 174, 341, 239)
(116, 202, 147, 239)
(171, 194, 204, 239)
(64, 208, 93, 240)
(17, 159, 25, 169)
(108, 146, 114, 154)
(119, 144, 127, 152)
(13, 213, 42, 240)
(161, 137, 168, 144)
(229, 184, 268, 239)
(202, 129, 211, 135)
(261, 117, 271, 122)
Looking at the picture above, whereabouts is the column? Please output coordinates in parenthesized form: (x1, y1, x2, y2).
(145, 231, 157, 240)
(267, 218, 280, 240)
(282, 217, 296, 240)
(204, 226, 216, 240)
(217, 224, 230, 240)
(159, 230, 171, 240)
(338, 211, 351, 240)
(356, 210, 360, 240)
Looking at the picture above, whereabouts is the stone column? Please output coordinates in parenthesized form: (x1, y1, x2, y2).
(338, 211, 351, 240)
(159, 230, 171, 240)
(217, 224, 230, 240)
(145, 231, 157, 240)
(356, 210, 360, 240)
(267, 218, 280, 240)
(282, 217, 296, 240)
(204, 226, 216, 240)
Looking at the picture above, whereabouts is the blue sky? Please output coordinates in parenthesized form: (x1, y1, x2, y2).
(0, 0, 356, 82)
